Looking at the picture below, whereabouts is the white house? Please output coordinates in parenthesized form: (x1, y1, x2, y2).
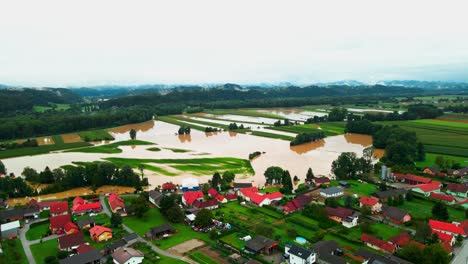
(285, 244, 316, 264)
(112, 247, 144, 264)
(0, 220, 20, 238)
(342, 212, 360, 228)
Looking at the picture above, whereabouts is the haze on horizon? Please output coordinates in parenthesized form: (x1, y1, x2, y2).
(1, 0, 468, 87)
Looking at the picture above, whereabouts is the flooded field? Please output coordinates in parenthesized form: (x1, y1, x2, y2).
(61, 133, 83, 143)
(3, 120, 377, 189)
(256, 108, 327, 121)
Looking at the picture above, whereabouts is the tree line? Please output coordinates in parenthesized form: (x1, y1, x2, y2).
(290, 131, 325, 146)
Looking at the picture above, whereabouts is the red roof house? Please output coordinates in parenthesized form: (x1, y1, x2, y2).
(429, 219, 467, 237)
(89, 225, 113, 242)
(73, 196, 86, 206)
(411, 182, 441, 196)
(361, 233, 396, 253)
(58, 232, 85, 251)
(388, 232, 411, 247)
(162, 183, 177, 191)
(225, 193, 238, 201)
(50, 214, 72, 232)
(239, 187, 282, 207)
(314, 176, 331, 186)
(182, 191, 204, 206)
(393, 173, 432, 185)
(432, 230, 455, 246)
(50, 201, 69, 216)
(108, 193, 125, 213)
(359, 196, 382, 212)
(208, 188, 219, 197)
(193, 199, 219, 210)
(283, 194, 313, 214)
(215, 194, 227, 203)
(72, 202, 102, 215)
(430, 192, 456, 204)
(64, 222, 80, 235)
(75, 243, 94, 254)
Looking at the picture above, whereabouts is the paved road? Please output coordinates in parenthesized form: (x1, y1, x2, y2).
(452, 239, 468, 264)
(19, 220, 37, 264)
(99, 196, 197, 264)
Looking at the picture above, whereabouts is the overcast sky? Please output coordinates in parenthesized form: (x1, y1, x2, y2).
(1, 0, 468, 87)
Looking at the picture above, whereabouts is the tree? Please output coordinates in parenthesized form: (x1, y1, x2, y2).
(0, 160, 5, 174)
(264, 166, 284, 185)
(415, 222, 432, 243)
(221, 171, 235, 190)
(39, 166, 54, 184)
(130, 128, 137, 140)
(331, 152, 358, 179)
(325, 198, 339, 208)
(417, 142, 425, 161)
(44, 256, 58, 264)
(360, 205, 372, 216)
(138, 164, 144, 180)
(344, 196, 353, 208)
(293, 175, 299, 182)
(166, 205, 184, 223)
(435, 156, 445, 169)
(432, 202, 449, 221)
(56, 251, 69, 260)
(306, 168, 315, 180)
(159, 195, 177, 214)
(360, 220, 374, 234)
(110, 213, 122, 227)
(22, 167, 39, 182)
(194, 209, 213, 228)
(280, 170, 293, 194)
(211, 172, 221, 190)
(406, 191, 414, 201)
(131, 194, 150, 218)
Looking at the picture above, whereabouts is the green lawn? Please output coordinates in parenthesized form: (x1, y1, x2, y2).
(30, 239, 58, 264)
(26, 221, 50, 241)
(219, 233, 245, 250)
(324, 233, 363, 250)
(69, 139, 154, 154)
(398, 197, 466, 222)
(0, 239, 29, 264)
(412, 119, 468, 128)
(345, 223, 402, 241)
(331, 180, 378, 196)
(77, 130, 115, 142)
(189, 251, 218, 264)
(103, 157, 254, 176)
(123, 207, 166, 236)
(415, 153, 468, 168)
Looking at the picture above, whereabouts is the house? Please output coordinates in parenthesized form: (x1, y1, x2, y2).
(182, 191, 204, 206)
(319, 187, 344, 198)
(145, 224, 175, 240)
(0, 204, 40, 222)
(381, 205, 411, 224)
(446, 183, 468, 198)
(326, 207, 359, 228)
(64, 222, 80, 235)
(423, 166, 444, 176)
(233, 182, 252, 190)
(148, 190, 163, 207)
(245, 236, 278, 255)
(181, 178, 200, 192)
(392, 173, 432, 185)
(50, 201, 69, 216)
(429, 219, 467, 238)
(239, 187, 283, 207)
(285, 244, 316, 264)
(104, 240, 127, 255)
(59, 249, 102, 264)
(28, 199, 57, 212)
(373, 189, 407, 203)
(283, 194, 313, 214)
(112, 247, 144, 264)
(432, 230, 456, 246)
(359, 197, 382, 212)
(314, 177, 331, 187)
(447, 167, 468, 177)
(310, 240, 346, 264)
(50, 214, 72, 233)
(76, 217, 95, 230)
(58, 232, 86, 251)
(89, 225, 113, 242)
(429, 192, 456, 204)
(161, 183, 177, 192)
(355, 248, 412, 264)
(123, 233, 139, 244)
(225, 193, 238, 201)
(215, 194, 227, 203)
(193, 199, 219, 210)
(411, 182, 441, 196)
(388, 232, 411, 248)
(71, 197, 102, 215)
(208, 188, 218, 197)
(361, 233, 396, 253)
(108, 194, 125, 213)
(75, 243, 95, 255)
(0, 220, 20, 238)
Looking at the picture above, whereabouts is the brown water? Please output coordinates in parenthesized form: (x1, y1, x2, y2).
(3, 120, 376, 190)
(256, 108, 327, 120)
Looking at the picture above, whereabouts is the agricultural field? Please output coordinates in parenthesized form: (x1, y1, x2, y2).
(204, 109, 284, 119)
(375, 120, 468, 157)
(103, 157, 254, 176)
(33, 103, 71, 112)
(267, 122, 346, 136)
(0, 140, 91, 159)
(436, 113, 468, 123)
(69, 139, 154, 154)
(77, 129, 115, 142)
(415, 153, 468, 168)
(0, 239, 29, 264)
(189, 251, 218, 264)
(343, 222, 403, 241)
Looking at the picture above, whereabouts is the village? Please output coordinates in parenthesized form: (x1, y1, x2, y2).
(0, 164, 467, 264)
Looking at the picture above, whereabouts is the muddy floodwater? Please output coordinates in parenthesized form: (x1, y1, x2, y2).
(3, 120, 377, 189)
(256, 108, 327, 121)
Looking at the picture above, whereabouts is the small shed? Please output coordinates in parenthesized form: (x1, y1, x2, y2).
(339, 181, 350, 188)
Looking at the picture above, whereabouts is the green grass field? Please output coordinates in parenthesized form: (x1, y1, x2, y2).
(267, 122, 346, 137)
(330, 180, 378, 196)
(0, 141, 92, 159)
(398, 197, 465, 222)
(164, 148, 192, 153)
(188, 251, 218, 264)
(147, 147, 161, 152)
(26, 221, 50, 241)
(103, 157, 254, 176)
(33, 104, 71, 113)
(437, 114, 468, 122)
(415, 153, 468, 168)
(345, 223, 403, 241)
(78, 130, 115, 142)
(69, 140, 154, 154)
(375, 120, 468, 157)
(0, 239, 29, 264)
(219, 233, 246, 250)
(30, 239, 58, 264)
(250, 130, 295, 141)
(157, 116, 207, 132)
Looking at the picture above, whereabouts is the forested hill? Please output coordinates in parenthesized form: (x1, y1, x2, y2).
(100, 85, 424, 108)
(0, 88, 81, 113)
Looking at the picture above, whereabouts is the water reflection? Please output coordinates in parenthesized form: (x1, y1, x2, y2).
(178, 134, 192, 143)
(344, 133, 372, 147)
(108, 120, 155, 134)
(289, 140, 325, 154)
(228, 131, 238, 137)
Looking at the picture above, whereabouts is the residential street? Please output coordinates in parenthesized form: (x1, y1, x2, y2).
(19, 218, 55, 264)
(99, 195, 197, 264)
(452, 239, 468, 264)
